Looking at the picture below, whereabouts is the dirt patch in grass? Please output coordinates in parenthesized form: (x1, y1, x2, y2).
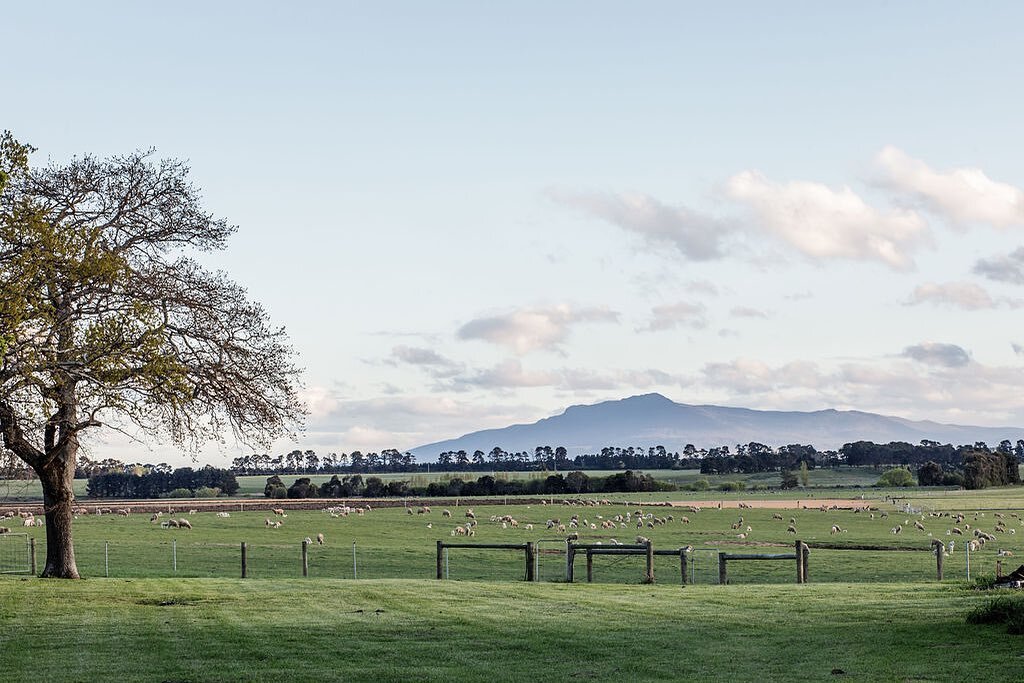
(667, 499, 871, 510)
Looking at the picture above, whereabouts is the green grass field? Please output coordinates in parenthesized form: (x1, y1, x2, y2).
(4, 488, 1024, 681)
(0, 578, 1021, 682)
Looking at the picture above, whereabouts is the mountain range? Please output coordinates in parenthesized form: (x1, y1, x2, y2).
(408, 393, 1024, 459)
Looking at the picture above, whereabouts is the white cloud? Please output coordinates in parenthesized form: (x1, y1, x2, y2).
(726, 169, 929, 269)
(877, 146, 1024, 228)
(730, 306, 769, 319)
(901, 342, 970, 368)
(457, 359, 559, 389)
(549, 190, 733, 261)
(973, 247, 1024, 285)
(389, 345, 464, 377)
(905, 281, 1024, 310)
(457, 305, 619, 354)
(702, 359, 825, 394)
(640, 301, 708, 332)
(1012, 342, 1024, 356)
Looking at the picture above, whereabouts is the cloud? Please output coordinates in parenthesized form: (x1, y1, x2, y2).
(549, 190, 733, 261)
(702, 359, 825, 394)
(1013, 342, 1024, 356)
(457, 359, 558, 389)
(876, 146, 1024, 228)
(457, 305, 619, 354)
(730, 306, 769, 319)
(905, 281, 1024, 310)
(973, 247, 1024, 285)
(901, 342, 971, 368)
(640, 301, 708, 332)
(388, 345, 464, 377)
(725, 169, 928, 269)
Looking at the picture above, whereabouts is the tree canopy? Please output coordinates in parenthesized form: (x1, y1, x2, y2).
(0, 133, 305, 576)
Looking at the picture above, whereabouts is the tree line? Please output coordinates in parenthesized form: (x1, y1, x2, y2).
(264, 470, 671, 499)
(85, 466, 239, 499)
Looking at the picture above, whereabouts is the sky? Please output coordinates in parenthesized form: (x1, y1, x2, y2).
(4, 2, 1024, 467)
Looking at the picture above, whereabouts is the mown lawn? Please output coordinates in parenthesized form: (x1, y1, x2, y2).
(0, 578, 1021, 682)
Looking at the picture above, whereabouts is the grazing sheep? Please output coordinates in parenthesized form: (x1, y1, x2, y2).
(418, 506, 431, 514)
(317, 533, 325, 545)
(681, 516, 690, 524)
(891, 525, 902, 534)
(736, 533, 747, 539)
(33, 518, 43, 527)
(442, 509, 452, 518)
(635, 535, 650, 544)
(407, 508, 414, 515)
(188, 509, 197, 516)
(465, 509, 476, 519)
(117, 509, 130, 517)
(265, 517, 273, 527)
(427, 523, 433, 529)
(951, 527, 963, 535)
(525, 524, 533, 531)
(0, 526, 9, 534)
(914, 521, 926, 531)
(217, 512, 231, 518)
(304, 536, 313, 545)
(998, 549, 1014, 557)
(273, 521, 282, 529)
(787, 525, 797, 534)
(831, 525, 843, 535)
(772, 513, 784, 521)
(23, 518, 34, 527)
(167, 519, 180, 528)
(178, 519, 192, 529)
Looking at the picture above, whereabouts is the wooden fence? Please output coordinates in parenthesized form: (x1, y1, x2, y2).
(436, 540, 536, 581)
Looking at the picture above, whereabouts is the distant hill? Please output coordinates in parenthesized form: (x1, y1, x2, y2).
(408, 393, 1024, 460)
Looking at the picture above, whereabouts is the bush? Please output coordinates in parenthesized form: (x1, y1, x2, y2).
(876, 468, 915, 487)
(167, 487, 192, 498)
(194, 486, 221, 498)
(690, 478, 710, 491)
(268, 485, 287, 499)
(966, 596, 1024, 627)
(717, 481, 746, 492)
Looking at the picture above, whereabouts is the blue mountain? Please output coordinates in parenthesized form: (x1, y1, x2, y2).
(407, 393, 1024, 459)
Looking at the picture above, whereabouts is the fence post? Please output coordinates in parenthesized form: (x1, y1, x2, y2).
(644, 540, 654, 584)
(525, 542, 535, 582)
(302, 539, 308, 577)
(172, 539, 177, 573)
(29, 538, 36, 576)
(801, 542, 809, 584)
(718, 553, 727, 585)
(241, 542, 247, 579)
(795, 540, 804, 584)
(586, 550, 594, 583)
(436, 540, 443, 580)
(680, 547, 687, 586)
(932, 540, 944, 581)
(565, 541, 575, 583)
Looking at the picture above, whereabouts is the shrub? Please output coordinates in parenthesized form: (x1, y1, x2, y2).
(690, 479, 710, 491)
(966, 596, 1024, 626)
(268, 486, 287, 499)
(194, 486, 221, 498)
(717, 481, 746, 492)
(876, 468, 915, 487)
(167, 487, 192, 498)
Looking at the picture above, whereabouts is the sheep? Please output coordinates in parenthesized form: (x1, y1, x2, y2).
(117, 508, 130, 517)
(188, 509, 197, 516)
(442, 509, 452, 518)
(273, 521, 282, 529)
(427, 523, 433, 529)
(304, 536, 313, 545)
(831, 525, 843, 535)
(681, 516, 690, 524)
(33, 518, 43, 527)
(524, 524, 534, 531)
(265, 517, 273, 527)
(217, 511, 231, 518)
(465, 509, 476, 519)
(951, 527, 963, 535)
(23, 518, 34, 527)
(0, 526, 9, 534)
(787, 525, 797, 534)
(406, 508, 414, 515)
(417, 506, 431, 514)
(772, 513, 784, 521)
(914, 521, 926, 532)
(272, 508, 286, 517)
(891, 525, 902, 534)
(635, 535, 650, 544)
(998, 549, 1014, 557)
(317, 533, 325, 545)
(736, 533, 747, 539)
(178, 519, 192, 529)
(167, 518, 180, 528)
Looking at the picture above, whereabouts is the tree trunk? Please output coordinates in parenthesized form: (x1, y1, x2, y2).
(37, 451, 81, 579)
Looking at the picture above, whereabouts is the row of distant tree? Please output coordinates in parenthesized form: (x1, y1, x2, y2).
(265, 470, 671, 500)
(85, 467, 239, 499)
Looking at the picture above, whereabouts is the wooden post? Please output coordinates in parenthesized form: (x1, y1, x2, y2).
(241, 542, 247, 579)
(644, 540, 655, 584)
(30, 537, 36, 576)
(718, 552, 727, 585)
(586, 550, 594, 583)
(436, 540, 444, 580)
(566, 541, 575, 583)
(680, 547, 688, 586)
(801, 542, 809, 584)
(932, 540, 944, 581)
(302, 539, 309, 577)
(795, 540, 803, 584)
(526, 542, 536, 582)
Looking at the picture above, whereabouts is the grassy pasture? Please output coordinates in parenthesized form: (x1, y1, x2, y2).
(0, 578, 1022, 682)
(4, 494, 1024, 584)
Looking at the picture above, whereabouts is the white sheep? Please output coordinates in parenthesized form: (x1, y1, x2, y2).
(317, 533, 325, 545)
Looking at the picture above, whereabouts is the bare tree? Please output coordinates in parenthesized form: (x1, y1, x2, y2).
(0, 133, 305, 577)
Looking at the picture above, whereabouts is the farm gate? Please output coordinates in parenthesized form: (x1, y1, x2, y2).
(0, 533, 32, 574)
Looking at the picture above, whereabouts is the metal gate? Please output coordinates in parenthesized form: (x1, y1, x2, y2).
(0, 533, 31, 574)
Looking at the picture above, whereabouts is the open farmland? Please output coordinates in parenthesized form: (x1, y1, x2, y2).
(3, 491, 1023, 583)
